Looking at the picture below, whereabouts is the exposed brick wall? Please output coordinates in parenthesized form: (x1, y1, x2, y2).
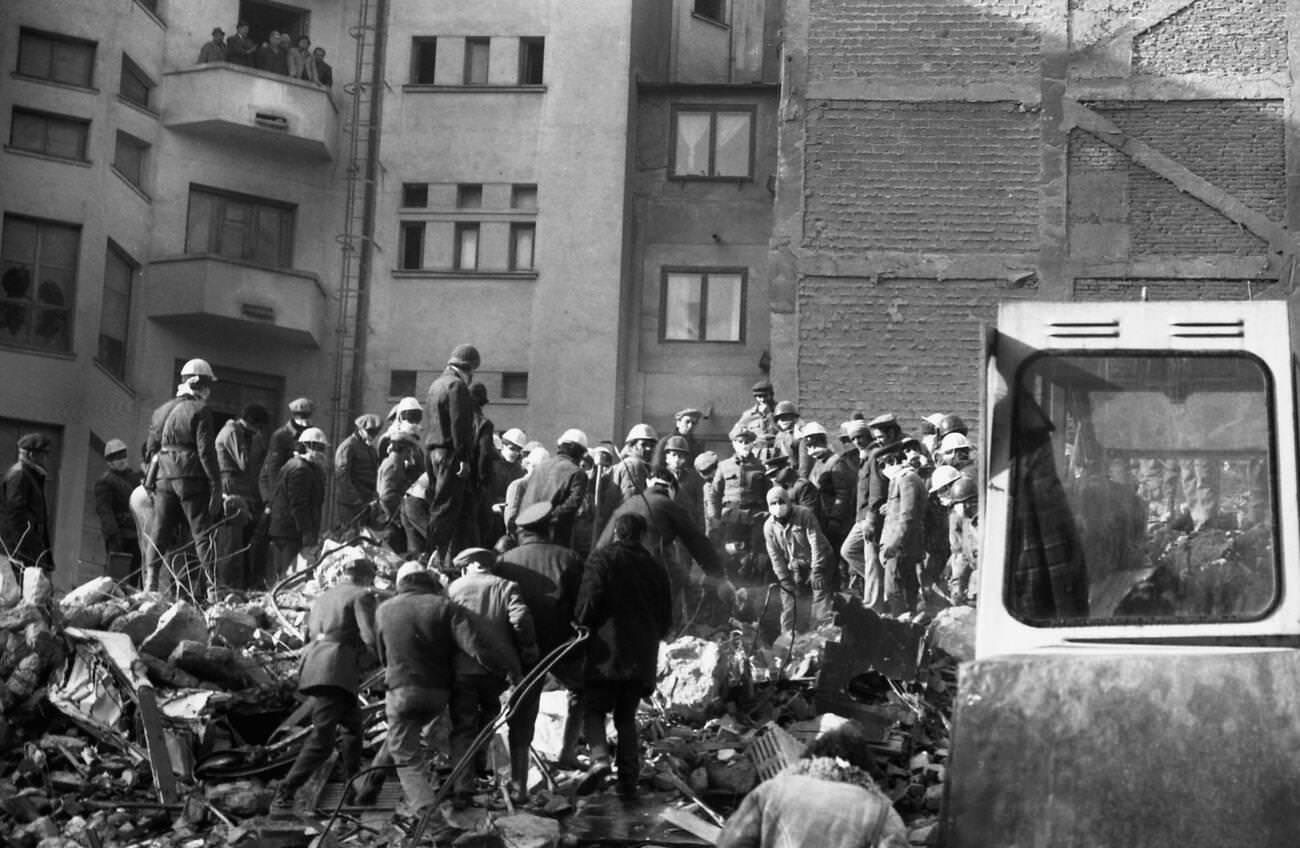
(796, 277, 1036, 434)
(805, 101, 1041, 253)
(1073, 278, 1277, 300)
(1069, 101, 1284, 255)
(808, 0, 1043, 82)
(1133, 0, 1286, 76)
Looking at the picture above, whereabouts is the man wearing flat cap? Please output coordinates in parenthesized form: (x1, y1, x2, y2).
(272, 558, 377, 814)
(2, 433, 54, 577)
(734, 380, 778, 448)
(198, 27, 226, 63)
(425, 343, 482, 568)
(708, 426, 770, 569)
(334, 413, 382, 531)
(651, 408, 704, 468)
(260, 397, 315, 505)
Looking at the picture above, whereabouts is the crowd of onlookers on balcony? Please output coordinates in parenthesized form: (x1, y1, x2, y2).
(197, 22, 333, 88)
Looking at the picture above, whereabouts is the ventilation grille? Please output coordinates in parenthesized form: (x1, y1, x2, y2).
(253, 112, 289, 132)
(1046, 319, 1119, 338)
(1169, 319, 1244, 338)
(240, 303, 275, 322)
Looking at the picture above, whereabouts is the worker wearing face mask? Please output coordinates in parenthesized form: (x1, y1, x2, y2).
(763, 485, 832, 632)
(95, 438, 144, 587)
(268, 427, 330, 581)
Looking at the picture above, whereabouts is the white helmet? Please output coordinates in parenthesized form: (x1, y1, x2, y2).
(395, 396, 422, 414)
(524, 446, 551, 469)
(501, 428, 527, 449)
(624, 423, 658, 444)
(929, 464, 963, 494)
(104, 438, 129, 459)
(557, 428, 589, 449)
(297, 427, 329, 448)
(180, 358, 216, 381)
(940, 432, 972, 452)
(799, 421, 829, 439)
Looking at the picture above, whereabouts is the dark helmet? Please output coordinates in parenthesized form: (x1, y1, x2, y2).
(949, 474, 979, 504)
(937, 414, 968, 439)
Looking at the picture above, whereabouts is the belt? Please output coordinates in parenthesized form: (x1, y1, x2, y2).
(159, 445, 196, 452)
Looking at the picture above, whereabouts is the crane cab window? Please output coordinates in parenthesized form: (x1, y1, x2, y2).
(1007, 353, 1277, 626)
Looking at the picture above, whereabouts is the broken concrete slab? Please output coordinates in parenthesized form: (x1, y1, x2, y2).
(207, 607, 259, 649)
(494, 812, 560, 848)
(656, 637, 734, 722)
(139, 602, 208, 660)
(60, 578, 124, 609)
(925, 606, 976, 662)
(109, 603, 165, 647)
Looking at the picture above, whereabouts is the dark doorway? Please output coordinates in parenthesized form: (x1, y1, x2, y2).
(237, 0, 311, 45)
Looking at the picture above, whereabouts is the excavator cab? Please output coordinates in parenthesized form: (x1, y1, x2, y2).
(943, 301, 1300, 847)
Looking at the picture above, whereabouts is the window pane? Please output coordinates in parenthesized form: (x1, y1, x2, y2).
(714, 112, 751, 177)
(52, 40, 93, 87)
(3, 218, 38, 265)
(457, 184, 483, 208)
(704, 274, 743, 341)
(10, 112, 45, 152)
(99, 246, 132, 377)
(400, 222, 425, 269)
(1007, 353, 1277, 626)
(186, 192, 214, 254)
(18, 35, 52, 78)
(456, 224, 479, 269)
(663, 273, 702, 340)
(674, 112, 711, 177)
(186, 189, 293, 268)
(114, 134, 145, 185)
(413, 38, 437, 84)
(402, 183, 429, 208)
(519, 38, 544, 84)
(501, 372, 528, 400)
(45, 118, 86, 160)
(511, 184, 537, 210)
(390, 370, 417, 396)
(252, 206, 284, 266)
(120, 57, 151, 107)
(465, 39, 489, 84)
(218, 201, 251, 260)
(510, 224, 534, 270)
(38, 226, 79, 272)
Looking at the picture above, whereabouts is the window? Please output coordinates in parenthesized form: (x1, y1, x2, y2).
(671, 105, 755, 179)
(119, 55, 154, 110)
(509, 223, 535, 271)
(399, 222, 425, 270)
(464, 38, 490, 84)
(238, 1, 310, 45)
(402, 183, 428, 208)
(501, 372, 528, 401)
(693, 0, 727, 22)
(17, 28, 96, 88)
(457, 184, 483, 208)
(518, 38, 544, 85)
(0, 215, 79, 353)
(389, 369, 417, 397)
(113, 131, 149, 191)
(185, 185, 295, 268)
(511, 184, 538, 210)
(411, 37, 437, 84)
(10, 108, 90, 162)
(661, 269, 745, 342)
(1006, 353, 1278, 626)
(99, 242, 134, 379)
(454, 223, 479, 270)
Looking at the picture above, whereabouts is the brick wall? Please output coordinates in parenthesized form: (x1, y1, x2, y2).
(1074, 278, 1278, 300)
(796, 276, 1036, 432)
(1133, 0, 1286, 76)
(808, 0, 1043, 82)
(805, 101, 1041, 253)
(1069, 101, 1284, 255)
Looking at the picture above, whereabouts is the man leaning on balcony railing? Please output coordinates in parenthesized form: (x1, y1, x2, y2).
(197, 27, 226, 64)
(226, 21, 258, 68)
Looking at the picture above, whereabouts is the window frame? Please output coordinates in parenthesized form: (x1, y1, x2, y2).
(389, 369, 418, 398)
(668, 103, 757, 182)
(399, 221, 425, 270)
(509, 222, 536, 271)
(456, 183, 484, 209)
(658, 266, 748, 344)
(98, 240, 135, 380)
(401, 182, 429, 208)
(16, 27, 97, 90)
(453, 222, 480, 270)
(411, 36, 438, 84)
(463, 37, 490, 85)
(112, 130, 149, 192)
(518, 37, 544, 85)
(184, 184, 296, 270)
(693, 0, 728, 24)
(0, 214, 81, 355)
(9, 106, 91, 163)
(118, 54, 155, 111)
(500, 372, 529, 402)
(510, 183, 538, 210)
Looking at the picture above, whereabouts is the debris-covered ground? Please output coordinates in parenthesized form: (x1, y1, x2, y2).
(0, 543, 974, 848)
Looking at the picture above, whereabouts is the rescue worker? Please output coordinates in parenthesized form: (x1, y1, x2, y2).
(805, 421, 856, 554)
(663, 435, 706, 532)
(763, 455, 818, 512)
(376, 397, 424, 457)
(936, 432, 975, 471)
(574, 513, 671, 801)
(734, 379, 778, 450)
(495, 502, 586, 797)
(215, 405, 269, 589)
(708, 427, 770, 575)
(447, 547, 533, 808)
(920, 413, 945, 456)
(931, 465, 979, 605)
(259, 397, 314, 505)
(426, 344, 481, 568)
(936, 413, 968, 442)
(503, 445, 550, 547)
(519, 429, 590, 549)
(772, 401, 809, 476)
(841, 414, 903, 609)
(271, 557, 378, 814)
(583, 442, 621, 551)
(95, 439, 143, 586)
(880, 440, 928, 618)
(2, 433, 54, 577)
(267, 428, 329, 582)
(611, 424, 657, 506)
(467, 382, 496, 549)
(650, 408, 704, 467)
(763, 485, 832, 632)
(487, 428, 528, 545)
(143, 359, 222, 598)
(694, 450, 721, 539)
(333, 413, 382, 531)
(377, 429, 421, 555)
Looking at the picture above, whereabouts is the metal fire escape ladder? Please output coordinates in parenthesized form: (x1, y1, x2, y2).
(328, 0, 389, 523)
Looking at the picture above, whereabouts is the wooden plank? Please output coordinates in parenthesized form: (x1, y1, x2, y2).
(303, 751, 339, 809)
(660, 808, 722, 845)
(135, 686, 179, 805)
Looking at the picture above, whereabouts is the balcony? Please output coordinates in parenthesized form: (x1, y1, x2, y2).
(144, 256, 327, 348)
(161, 64, 338, 160)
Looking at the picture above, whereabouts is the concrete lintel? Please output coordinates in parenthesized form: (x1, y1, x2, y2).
(1069, 74, 1287, 102)
(797, 252, 1039, 283)
(1064, 97, 1300, 257)
(1067, 255, 1273, 279)
(806, 80, 1040, 104)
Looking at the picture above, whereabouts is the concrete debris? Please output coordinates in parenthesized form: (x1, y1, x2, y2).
(139, 601, 209, 660)
(494, 812, 561, 848)
(655, 636, 736, 721)
(59, 576, 125, 609)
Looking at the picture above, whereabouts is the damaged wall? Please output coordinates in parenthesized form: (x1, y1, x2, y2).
(775, 0, 1298, 429)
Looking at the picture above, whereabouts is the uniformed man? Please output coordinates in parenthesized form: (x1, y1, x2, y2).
(486, 427, 528, 545)
(95, 439, 143, 586)
(267, 428, 329, 581)
(425, 344, 481, 567)
(611, 424, 657, 506)
(271, 557, 378, 814)
(880, 440, 929, 618)
(259, 397, 314, 504)
(143, 359, 222, 598)
(662, 435, 706, 533)
(2, 433, 54, 578)
(650, 408, 703, 468)
(215, 404, 269, 588)
(734, 379, 778, 448)
(762, 454, 818, 513)
(519, 429, 590, 549)
(708, 427, 771, 575)
(333, 413, 382, 532)
(805, 421, 857, 554)
(772, 401, 807, 475)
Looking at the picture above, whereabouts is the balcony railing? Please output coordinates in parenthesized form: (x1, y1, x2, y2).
(161, 64, 338, 160)
(144, 255, 327, 347)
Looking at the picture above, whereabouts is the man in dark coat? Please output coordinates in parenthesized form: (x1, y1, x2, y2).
(2, 433, 53, 577)
(143, 359, 222, 598)
(650, 408, 703, 468)
(268, 428, 328, 581)
(425, 343, 480, 567)
(486, 427, 527, 546)
(466, 382, 496, 549)
(333, 413, 381, 531)
(496, 502, 586, 793)
(215, 404, 269, 589)
(95, 439, 143, 586)
(574, 513, 672, 800)
(259, 397, 313, 504)
(272, 558, 377, 813)
(519, 429, 589, 548)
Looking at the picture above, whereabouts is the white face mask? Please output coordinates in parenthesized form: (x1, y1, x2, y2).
(768, 500, 791, 520)
(881, 462, 903, 481)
